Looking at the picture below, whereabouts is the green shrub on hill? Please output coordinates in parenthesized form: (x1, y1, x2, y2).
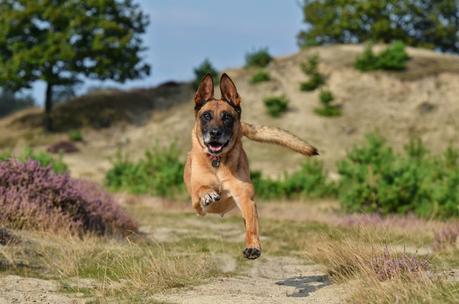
(338, 134, 459, 218)
(193, 59, 219, 90)
(355, 41, 409, 71)
(251, 160, 336, 200)
(68, 129, 83, 142)
(263, 96, 289, 117)
(105, 145, 185, 198)
(0, 148, 68, 173)
(245, 48, 272, 68)
(250, 70, 271, 84)
(315, 89, 341, 117)
(300, 55, 325, 91)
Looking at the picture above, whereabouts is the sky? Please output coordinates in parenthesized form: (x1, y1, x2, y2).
(30, 0, 305, 104)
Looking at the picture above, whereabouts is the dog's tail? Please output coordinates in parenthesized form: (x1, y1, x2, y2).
(241, 122, 319, 156)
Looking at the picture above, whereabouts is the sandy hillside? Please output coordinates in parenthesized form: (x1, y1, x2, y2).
(1, 44, 459, 181)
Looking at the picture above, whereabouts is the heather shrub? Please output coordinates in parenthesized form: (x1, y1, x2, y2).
(0, 159, 137, 235)
(300, 55, 325, 91)
(355, 41, 409, 71)
(251, 160, 336, 200)
(192, 59, 219, 90)
(263, 95, 288, 117)
(250, 69, 270, 84)
(315, 89, 341, 117)
(245, 48, 272, 68)
(105, 145, 185, 198)
(338, 134, 459, 218)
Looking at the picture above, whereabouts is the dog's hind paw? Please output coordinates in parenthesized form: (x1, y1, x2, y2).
(200, 191, 220, 207)
(243, 247, 261, 260)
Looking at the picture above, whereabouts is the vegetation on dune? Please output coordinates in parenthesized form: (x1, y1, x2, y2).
(1, 147, 68, 173)
(338, 134, 459, 219)
(0, 159, 137, 235)
(192, 59, 219, 90)
(315, 89, 341, 117)
(298, 0, 459, 54)
(263, 95, 289, 117)
(0, 0, 150, 131)
(67, 129, 83, 142)
(250, 69, 271, 84)
(355, 41, 410, 71)
(251, 160, 336, 200)
(245, 48, 273, 68)
(105, 145, 185, 198)
(300, 54, 325, 91)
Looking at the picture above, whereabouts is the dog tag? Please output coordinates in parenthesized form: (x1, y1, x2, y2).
(212, 158, 220, 168)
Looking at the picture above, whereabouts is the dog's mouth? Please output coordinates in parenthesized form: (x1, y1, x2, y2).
(206, 141, 229, 154)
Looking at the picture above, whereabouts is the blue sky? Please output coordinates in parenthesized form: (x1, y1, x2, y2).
(31, 0, 304, 104)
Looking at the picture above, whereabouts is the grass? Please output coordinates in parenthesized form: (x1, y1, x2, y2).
(314, 89, 342, 117)
(1, 199, 458, 302)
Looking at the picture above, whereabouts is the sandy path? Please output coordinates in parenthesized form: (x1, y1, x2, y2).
(0, 275, 86, 304)
(153, 255, 349, 304)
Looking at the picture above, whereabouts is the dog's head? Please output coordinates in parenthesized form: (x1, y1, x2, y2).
(193, 73, 241, 156)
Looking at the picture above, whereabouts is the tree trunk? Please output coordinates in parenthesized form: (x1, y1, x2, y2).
(44, 82, 53, 131)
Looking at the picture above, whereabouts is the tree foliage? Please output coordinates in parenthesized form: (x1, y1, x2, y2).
(0, 0, 150, 130)
(298, 0, 459, 54)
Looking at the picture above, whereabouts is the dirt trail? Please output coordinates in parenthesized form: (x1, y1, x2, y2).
(0, 275, 86, 304)
(153, 255, 349, 304)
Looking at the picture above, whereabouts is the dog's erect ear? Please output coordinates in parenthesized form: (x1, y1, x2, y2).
(220, 73, 241, 106)
(194, 74, 214, 107)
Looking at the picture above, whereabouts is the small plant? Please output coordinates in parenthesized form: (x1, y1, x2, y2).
(250, 69, 270, 84)
(19, 147, 68, 173)
(0, 148, 68, 173)
(245, 48, 272, 68)
(314, 89, 341, 117)
(251, 160, 336, 200)
(68, 129, 83, 142)
(300, 54, 325, 91)
(355, 41, 409, 71)
(338, 134, 459, 218)
(263, 95, 288, 117)
(105, 145, 185, 198)
(192, 58, 219, 90)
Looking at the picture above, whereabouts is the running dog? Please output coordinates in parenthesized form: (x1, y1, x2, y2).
(183, 73, 318, 259)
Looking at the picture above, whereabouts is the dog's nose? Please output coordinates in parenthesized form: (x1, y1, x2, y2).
(209, 128, 221, 137)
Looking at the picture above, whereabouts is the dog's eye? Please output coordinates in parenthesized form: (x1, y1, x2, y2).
(221, 112, 233, 122)
(201, 111, 212, 121)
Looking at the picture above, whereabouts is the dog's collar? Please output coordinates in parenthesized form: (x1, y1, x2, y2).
(207, 153, 221, 168)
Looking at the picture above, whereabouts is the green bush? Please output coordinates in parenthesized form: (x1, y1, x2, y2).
(300, 55, 325, 91)
(0, 148, 68, 173)
(192, 59, 219, 90)
(105, 145, 185, 198)
(251, 161, 336, 200)
(245, 48, 272, 68)
(263, 96, 288, 117)
(338, 134, 459, 218)
(315, 89, 341, 117)
(68, 129, 83, 142)
(355, 42, 409, 71)
(250, 69, 271, 84)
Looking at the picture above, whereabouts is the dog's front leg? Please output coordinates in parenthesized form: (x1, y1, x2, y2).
(191, 186, 221, 215)
(229, 184, 261, 259)
(240, 197, 261, 259)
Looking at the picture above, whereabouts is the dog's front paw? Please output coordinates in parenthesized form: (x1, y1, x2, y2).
(200, 191, 220, 207)
(243, 247, 261, 260)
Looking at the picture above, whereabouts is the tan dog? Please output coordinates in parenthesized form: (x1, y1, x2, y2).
(183, 73, 318, 259)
